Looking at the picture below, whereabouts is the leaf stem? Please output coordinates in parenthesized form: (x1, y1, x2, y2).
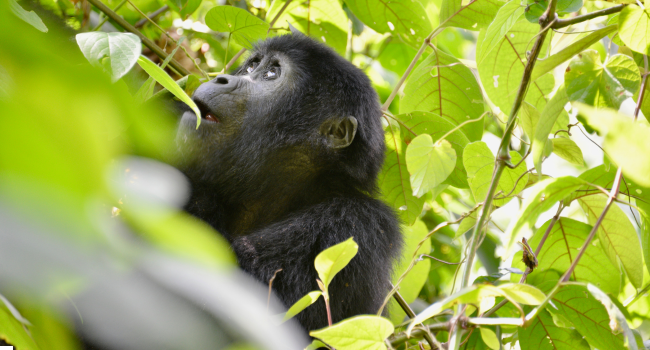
(552, 4, 627, 29)
(86, 0, 190, 76)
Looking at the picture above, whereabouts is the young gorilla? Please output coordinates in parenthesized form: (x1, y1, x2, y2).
(176, 34, 402, 332)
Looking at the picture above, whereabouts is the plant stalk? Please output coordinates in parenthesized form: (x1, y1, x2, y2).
(392, 287, 437, 349)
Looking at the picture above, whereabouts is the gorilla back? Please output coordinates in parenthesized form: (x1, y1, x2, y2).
(177, 34, 402, 332)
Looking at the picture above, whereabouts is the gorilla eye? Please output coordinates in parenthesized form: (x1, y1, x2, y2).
(263, 67, 280, 80)
(246, 62, 258, 73)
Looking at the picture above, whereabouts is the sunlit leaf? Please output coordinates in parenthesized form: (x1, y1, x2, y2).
(9, 0, 47, 32)
(400, 49, 485, 142)
(463, 141, 529, 207)
(314, 237, 358, 291)
(551, 137, 583, 166)
(406, 136, 456, 197)
(579, 194, 644, 288)
(0, 303, 39, 350)
(618, 5, 650, 55)
(440, 0, 504, 30)
(283, 291, 322, 322)
(205, 6, 269, 49)
(310, 315, 394, 350)
(520, 309, 590, 350)
(343, 0, 431, 48)
(532, 86, 569, 175)
(479, 327, 500, 350)
(575, 104, 650, 187)
(76, 32, 141, 82)
(565, 51, 640, 109)
(497, 283, 546, 304)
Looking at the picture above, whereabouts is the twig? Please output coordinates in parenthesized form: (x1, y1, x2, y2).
(390, 323, 450, 346)
(267, 269, 282, 310)
(553, 4, 627, 29)
(86, 0, 190, 76)
(391, 286, 437, 350)
(93, 0, 127, 31)
(420, 255, 463, 265)
(134, 5, 169, 28)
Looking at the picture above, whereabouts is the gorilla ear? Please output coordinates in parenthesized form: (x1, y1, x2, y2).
(319, 116, 358, 149)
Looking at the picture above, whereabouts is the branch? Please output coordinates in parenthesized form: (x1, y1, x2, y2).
(392, 286, 437, 350)
(552, 4, 626, 29)
(134, 5, 169, 28)
(390, 323, 450, 347)
(86, 0, 191, 76)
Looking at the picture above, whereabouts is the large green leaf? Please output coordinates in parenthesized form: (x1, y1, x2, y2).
(406, 137, 456, 197)
(551, 137, 583, 166)
(9, 0, 47, 32)
(520, 309, 590, 350)
(314, 237, 358, 291)
(400, 49, 485, 142)
(575, 104, 650, 187)
(565, 51, 640, 109)
(532, 86, 569, 175)
(268, 0, 348, 54)
(506, 176, 586, 254)
(205, 6, 269, 49)
(512, 218, 620, 294)
(463, 141, 529, 207)
(343, 0, 431, 49)
(618, 5, 650, 55)
(549, 284, 627, 350)
(397, 111, 472, 188)
(440, 0, 504, 31)
(579, 194, 644, 288)
(310, 315, 394, 350)
(379, 119, 426, 225)
(76, 32, 141, 82)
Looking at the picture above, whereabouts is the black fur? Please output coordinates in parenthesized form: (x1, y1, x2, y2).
(176, 34, 402, 332)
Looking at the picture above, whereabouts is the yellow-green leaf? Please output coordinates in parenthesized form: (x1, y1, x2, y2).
(406, 136, 456, 198)
(310, 315, 394, 350)
(283, 291, 322, 322)
(314, 237, 358, 291)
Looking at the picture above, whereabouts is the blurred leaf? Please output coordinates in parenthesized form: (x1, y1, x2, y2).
(166, 0, 201, 18)
(397, 111, 472, 188)
(343, 0, 431, 48)
(137, 56, 201, 128)
(205, 6, 269, 49)
(463, 141, 529, 207)
(532, 86, 569, 175)
(551, 138, 583, 166)
(305, 340, 328, 350)
(532, 25, 617, 81)
(378, 39, 419, 76)
(314, 237, 358, 291)
(282, 291, 322, 322)
(456, 205, 481, 238)
(440, 0, 504, 31)
(506, 176, 586, 255)
(9, 0, 47, 32)
(524, 0, 582, 23)
(379, 118, 425, 225)
(400, 49, 485, 142)
(406, 137, 456, 197)
(565, 51, 640, 109)
(579, 194, 644, 288)
(310, 315, 394, 350)
(0, 303, 40, 350)
(618, 5, 650, 55)
(76, 32, 141, 82)
(519, 309, 589, 350)
(575, 104, 650, 187)
(479, 327, 500, 350)
(19, 305, 81, 350)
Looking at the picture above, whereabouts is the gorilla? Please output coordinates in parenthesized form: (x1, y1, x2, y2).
(176, 34, 402, 332)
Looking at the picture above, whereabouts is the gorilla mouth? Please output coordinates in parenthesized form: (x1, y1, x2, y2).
(195, 99, 221, 124)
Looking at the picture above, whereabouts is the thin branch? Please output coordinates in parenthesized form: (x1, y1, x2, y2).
(391, 285, 437, 350)
(634, 72, 649, 121)
(390, 323, 450, 346)
(93, 0, 127, 31)
(553, 4, 627, 29)
(134, 5, 169, 28)
(86, 0, 190, 76)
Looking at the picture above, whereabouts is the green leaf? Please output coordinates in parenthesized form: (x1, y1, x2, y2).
(389, 220, 431, 325)
(397, 111, 473, 188)
(440, 0, 504, 31)
(400, 49, 485, 142)
(497, 283, 546, 305)
(9, 0, 47, 32)
(512, 218, 621, 294)
(406, 136, 456, 198)
(565, 51, 641, 109)
(549, 284, 626, 350)
(310, 315, 394, 350)
(343, 0, 432, 49)
(579, 194, 644, 288)
(205, 6, 269, 49)
(166, 0, 201, 18)
(618, 5, 650, 55)
(76, 32, 141, 82)
(283, 291, 322, 322)
(0, 303, 40, 350)
(268, 0, 348, 54)
(137, 56, 202, 128)
(575, 104, 650, 187)
(551, 138, 583, 166)
(532, 86, 569, 175)
(456, 205, 481, 238)
(532, 25, 617, 81)
(478, 0, 523, 60)
(585, 284, 638, 350)
(520, 309, 590, 350)
(506, 176, 586, 254)
(314, 237, 359, 291)
(524, 0, 582, 23)
(305, 340, 329, 350)
(479, 328, 500, 350)
(379, 119, 426, 225)
(463, 141, 529, 207)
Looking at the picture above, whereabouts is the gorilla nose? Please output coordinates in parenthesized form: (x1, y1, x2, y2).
(193, 74, 239, 101)
(215, 75, 230, 84)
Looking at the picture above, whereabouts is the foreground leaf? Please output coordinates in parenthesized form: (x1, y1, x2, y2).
(76, 32, 141, 82)
(618, 5, 650, 55)
(0, 303, 39, 350)
(310, 315, 394, 350)
(551, 138, 583, 166)
(314, 237, 358, 290)
(406, 136, 456, 197)
(9, 0, 47, 32)
(283, 291, 322, 322)
(205, 6, 269, 49)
